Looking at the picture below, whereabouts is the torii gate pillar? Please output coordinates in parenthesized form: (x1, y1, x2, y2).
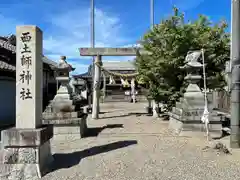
(92, 55, 102, 119)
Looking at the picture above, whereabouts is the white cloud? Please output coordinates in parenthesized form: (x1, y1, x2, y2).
(41, 7, 135, 74)
(43, 8, 128, 60)
(0, 14, 23, 35)
(123, 43, 142, 48)
(69, 61, 90, 75)
(0, 3, 137, 74)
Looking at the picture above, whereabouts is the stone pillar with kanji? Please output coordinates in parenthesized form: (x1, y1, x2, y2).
(1, 26, 53, 179)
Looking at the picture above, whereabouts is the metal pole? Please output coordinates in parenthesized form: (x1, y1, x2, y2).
(91, 0, 95, 61)
(90, 0, 95, 109)
(229, 0, 235, 92)
(230, 0, 234, 73)
(230, 0, 240, 148)
(150, 0, 154, 29)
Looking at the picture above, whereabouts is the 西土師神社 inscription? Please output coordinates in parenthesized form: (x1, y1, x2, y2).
(19, 32, 33, 100)
(16, 26, 43, 129)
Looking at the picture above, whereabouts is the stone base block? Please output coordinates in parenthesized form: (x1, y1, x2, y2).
(0, 164, 43, 180)
(53, 125, 86, 137)
(43, 116, 87, 138)
(168, 116, 222, 137)
(1, 125, 53, 147)
(1, 141, 53, 179)
(0, 125, 53, 179)
(53, 126, 85, 141)
(43, 111, 83, 120)
(51, 99, 73, 107)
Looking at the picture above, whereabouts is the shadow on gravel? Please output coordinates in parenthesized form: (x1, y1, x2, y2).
(99, 111, 110, 114)
(99, 112, 149, 119)
(212, 133, 230, 140)
(85, 124, 124, 137)
(49, 140, 138, 172)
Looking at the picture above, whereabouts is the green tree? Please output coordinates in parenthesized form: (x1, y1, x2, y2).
(136, 7, 230, 109)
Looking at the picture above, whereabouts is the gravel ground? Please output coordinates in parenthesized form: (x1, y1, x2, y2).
(4, 102, 240, 180)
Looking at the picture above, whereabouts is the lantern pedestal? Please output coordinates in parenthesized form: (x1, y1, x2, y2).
(42, 56, 87, 138)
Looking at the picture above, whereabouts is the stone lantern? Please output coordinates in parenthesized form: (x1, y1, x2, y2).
(168, 51, 222, 136)
(43, 56, 77, 117)
(54, 56, 75, 99)
(181, 52, 205, 109)
(43, 56, 87, 138)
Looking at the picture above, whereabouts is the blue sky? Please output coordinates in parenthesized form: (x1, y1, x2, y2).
(0, 0, 231, 74)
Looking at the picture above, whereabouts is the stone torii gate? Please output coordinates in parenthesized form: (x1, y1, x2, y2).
(79, 47, 148, 119)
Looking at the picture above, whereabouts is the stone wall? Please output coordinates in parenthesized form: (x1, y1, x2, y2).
(209, 90, 230, 113)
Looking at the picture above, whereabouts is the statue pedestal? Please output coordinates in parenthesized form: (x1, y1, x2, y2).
(168, 85, 222, 137)
(42, 57, 87, 138)
(43, 87, 87, 138)
(0, 125, 53, 179)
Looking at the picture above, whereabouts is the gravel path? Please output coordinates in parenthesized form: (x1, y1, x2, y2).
(39, 102, 240, 179)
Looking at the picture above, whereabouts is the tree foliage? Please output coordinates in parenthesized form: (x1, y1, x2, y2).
(136, 7, 230, 109)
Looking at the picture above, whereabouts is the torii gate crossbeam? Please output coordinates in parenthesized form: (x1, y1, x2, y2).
(79, 47, 149, 56)
(79, 47, 150, 119)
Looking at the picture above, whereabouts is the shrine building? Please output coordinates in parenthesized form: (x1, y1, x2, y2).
(72, 60, 146, 102)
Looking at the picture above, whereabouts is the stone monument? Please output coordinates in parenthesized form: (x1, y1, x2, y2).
(168, 51, 222, 136)
(1, 26, 53, 179)
(42, 56, 87, 137)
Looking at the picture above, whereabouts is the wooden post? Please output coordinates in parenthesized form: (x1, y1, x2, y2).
(103, 71, 106, 102)
(92, 55, 101, 119)
(131, 78, 136, 103)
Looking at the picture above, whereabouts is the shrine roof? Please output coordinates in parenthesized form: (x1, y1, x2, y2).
(72, 61, 136, 79)
(42, 56, 58, 67)
(0, 56, 57, 72)
(0, 60, 16, 72)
